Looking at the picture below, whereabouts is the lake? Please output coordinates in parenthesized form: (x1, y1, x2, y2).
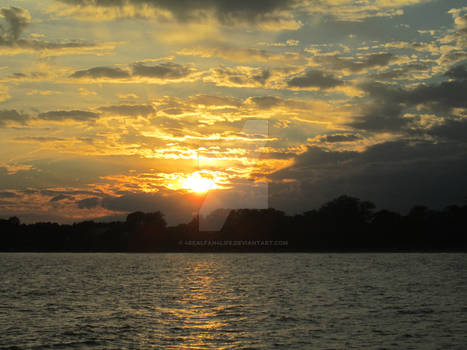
(1, 253, 466, 349)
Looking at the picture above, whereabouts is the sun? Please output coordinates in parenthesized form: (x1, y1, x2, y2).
(181, 172, 216, 193)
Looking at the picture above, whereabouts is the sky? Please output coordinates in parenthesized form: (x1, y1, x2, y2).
(1, 0, 467, 225)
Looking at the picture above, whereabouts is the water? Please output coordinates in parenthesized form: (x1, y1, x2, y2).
(1, 253, 466, 349)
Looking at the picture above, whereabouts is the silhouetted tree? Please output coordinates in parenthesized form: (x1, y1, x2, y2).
(370, 210, 402, 249)
(1, 194, 467, 252)
(126, 211, 167, 251)
(7, 216, 20, 226)
(317, 195, 375, 249)
(221, 208, 287, 240)
(200, 208, 231, 232)
(0, 217, 22, 251)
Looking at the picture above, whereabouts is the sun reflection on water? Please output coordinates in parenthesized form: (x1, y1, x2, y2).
(156, 259, 236, 349)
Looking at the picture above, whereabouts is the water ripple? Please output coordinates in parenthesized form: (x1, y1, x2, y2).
(1, 253, 467, 349)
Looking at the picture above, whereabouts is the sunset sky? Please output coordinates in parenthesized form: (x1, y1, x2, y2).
(1, 0, 467, 224)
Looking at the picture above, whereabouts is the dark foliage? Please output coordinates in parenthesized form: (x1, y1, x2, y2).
(1, 195, 466, 252)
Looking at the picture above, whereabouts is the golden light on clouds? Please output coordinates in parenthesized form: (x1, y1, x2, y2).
(1, 0, 466, 224)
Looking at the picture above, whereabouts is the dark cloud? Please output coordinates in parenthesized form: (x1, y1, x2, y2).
(37, 110, 100, 122)
(21, 189, 38, 195)
(7, 72, 48, 80)
(270, 140, 467, 214)
(0, 109, 29, 127)
(40, 189, 99, 197)
(252, 69, 271, 85)
(292, 146, 358, 168)
(358, 140, 463, 163)
(70, 66, 130, 79)
(409, 79, 467, 113)
(50, 194, 73, 202)
(314, 53, 395, 72)
(321, 134, 362, 143)
(57, 0, 300, 25)
(0, 6, 102, 52)
(287, 70, 342, 89)
(249, 96, 282, 109)
(0, 6, 30, 42)
(101, 190, 198, 225)
(428, 119, 467, 143)
(349, 76, 467, 133)
(441, 51, 467, 65)
(444, 64, 467, 81)
(207, 66, 269, 87)
(99, 104, 155, 116)
(0, 191, 19, 198)
(21, 40, 100, 51)
(349, 101, 407, 132)
(362, 53, 395, 68)
(70, 63, 193, 81)
(77, 197, 101, 209)
(131, 62, 193, 79)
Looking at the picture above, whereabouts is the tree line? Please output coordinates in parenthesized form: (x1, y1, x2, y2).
(1, 195, 466, 252)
